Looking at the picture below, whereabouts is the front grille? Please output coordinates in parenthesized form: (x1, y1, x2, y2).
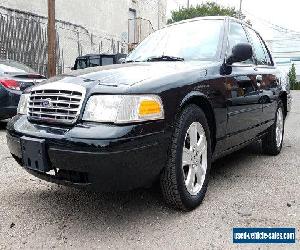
(28, 89, 84, 124)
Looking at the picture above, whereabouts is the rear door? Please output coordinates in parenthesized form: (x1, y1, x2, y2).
(245, 27, 279, 123)
(225, 21, 263, 141)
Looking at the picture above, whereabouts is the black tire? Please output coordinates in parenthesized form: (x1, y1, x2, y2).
(160, 105, 212, 211)
(262, 101, 284, 156)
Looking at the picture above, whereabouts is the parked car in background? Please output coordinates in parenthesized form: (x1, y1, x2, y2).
(0, 59, 46, 120)
(7, 17, 291, 211)
(72, 53, 127, 70)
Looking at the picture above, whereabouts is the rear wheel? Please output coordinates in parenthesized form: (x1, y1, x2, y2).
(262, 101, 284, 155)
(160, 105, 211, 211)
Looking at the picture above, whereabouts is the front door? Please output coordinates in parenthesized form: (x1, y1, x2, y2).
(224, 21, 263, 148)
(226, 66, 263, 135)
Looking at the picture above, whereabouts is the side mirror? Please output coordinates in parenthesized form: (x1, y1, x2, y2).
(226, 43, 253, 65)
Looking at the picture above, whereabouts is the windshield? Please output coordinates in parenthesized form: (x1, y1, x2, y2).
(76, 59, 88, 69)
(126, 19, 224, 62)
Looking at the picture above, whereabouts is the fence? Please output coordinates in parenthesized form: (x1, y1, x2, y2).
(0, 6, 127, 77)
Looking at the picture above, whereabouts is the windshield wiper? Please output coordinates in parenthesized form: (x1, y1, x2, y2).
(146, 55, 184, 62)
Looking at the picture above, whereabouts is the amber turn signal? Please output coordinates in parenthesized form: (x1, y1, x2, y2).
(139, 100, 162, 116)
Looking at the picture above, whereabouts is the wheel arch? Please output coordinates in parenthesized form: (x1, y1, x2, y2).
(180, 92, 216, 153)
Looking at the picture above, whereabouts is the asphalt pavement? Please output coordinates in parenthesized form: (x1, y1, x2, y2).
(0, 92, 299, 249)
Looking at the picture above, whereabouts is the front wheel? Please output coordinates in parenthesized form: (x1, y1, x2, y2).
(262, 101, 285, 155)
(160, 105, 212, 211)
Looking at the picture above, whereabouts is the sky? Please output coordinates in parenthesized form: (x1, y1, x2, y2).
(167, 0, 300, 40)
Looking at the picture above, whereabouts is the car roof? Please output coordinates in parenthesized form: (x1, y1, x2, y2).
(77, 53, 123, 59)
(165, 15, 249, 28)
(163, 15, 256, 36)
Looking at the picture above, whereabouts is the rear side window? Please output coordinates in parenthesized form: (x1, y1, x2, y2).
(89, 57, 100, 67)
(261, 42, 273, 66)
(102, 57, 114, 66)
(259, 34, 273, 66)
(228, 22, 253, 64)
(246, 28, 272, 66)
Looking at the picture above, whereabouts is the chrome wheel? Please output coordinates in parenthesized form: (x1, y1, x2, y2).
(276, 107, 284, 148)
(182, 122, 208, 196)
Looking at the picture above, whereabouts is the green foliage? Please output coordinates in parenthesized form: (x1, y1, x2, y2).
(288, 63, 300, 90)
(167, 1, 239, 24)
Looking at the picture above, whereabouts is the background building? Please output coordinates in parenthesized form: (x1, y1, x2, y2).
(0, 0, 167, 75)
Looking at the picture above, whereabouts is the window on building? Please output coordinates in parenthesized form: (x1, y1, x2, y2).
(128, 9, 137, 44)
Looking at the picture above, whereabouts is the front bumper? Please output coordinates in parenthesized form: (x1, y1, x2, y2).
(7, 115, 171, 191)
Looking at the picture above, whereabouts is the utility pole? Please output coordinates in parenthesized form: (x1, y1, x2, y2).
(187, 0, 190, 9)
(47, 0, 56, 77)
(239, 0, 243, 19)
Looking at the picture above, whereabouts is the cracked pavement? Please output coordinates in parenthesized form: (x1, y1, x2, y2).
(0, 92, 299, 249)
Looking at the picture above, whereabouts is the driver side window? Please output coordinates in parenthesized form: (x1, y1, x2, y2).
(227, 22, 254, 64)
(246, 28, 271, 66)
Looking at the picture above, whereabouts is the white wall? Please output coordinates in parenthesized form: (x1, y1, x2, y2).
(0, 0, 167, 42)
(0, 0, 166, 73)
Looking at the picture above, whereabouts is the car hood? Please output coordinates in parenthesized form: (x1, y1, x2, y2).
(80, 62, 210, 86)
(29, 61, 213, 94)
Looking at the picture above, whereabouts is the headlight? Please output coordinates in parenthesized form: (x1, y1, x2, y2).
(17, 94, 30, 115)
(82, 95, 164, 123)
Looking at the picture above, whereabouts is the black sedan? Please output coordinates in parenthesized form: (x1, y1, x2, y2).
(0, 59, 46, 120)
(6, 17, 291, 211)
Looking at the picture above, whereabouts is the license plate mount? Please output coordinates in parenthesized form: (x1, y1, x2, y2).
(21, 136, 51, 172)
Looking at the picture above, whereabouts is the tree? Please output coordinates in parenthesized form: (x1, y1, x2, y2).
(167, 2, 239, 24)
(288, 63, 298, 90)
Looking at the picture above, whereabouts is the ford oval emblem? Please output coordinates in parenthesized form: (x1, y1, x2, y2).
(42, 98, 53, 108)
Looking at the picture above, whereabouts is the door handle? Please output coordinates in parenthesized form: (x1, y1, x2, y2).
(256, 75, 263, 82)
(256, 75, 263, 88)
